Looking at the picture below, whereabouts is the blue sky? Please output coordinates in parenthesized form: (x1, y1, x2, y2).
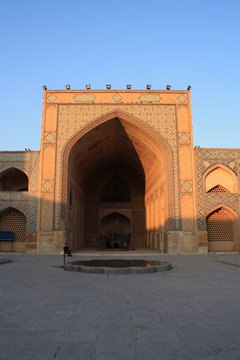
(0, 0, 239, 150)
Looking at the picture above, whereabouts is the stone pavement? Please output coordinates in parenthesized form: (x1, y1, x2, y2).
(0, 257, 11, 265)
(0, 252, 240, 360)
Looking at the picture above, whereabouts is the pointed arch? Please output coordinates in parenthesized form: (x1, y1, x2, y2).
(206, 204, 238, 221)
(100, 212, 131, 248)
(0, 167, 29, 191)
(62, 109, 174, 156)
(204, 164, 238, 193)
(0, 207, 27, 242)
(101, 211, 131, 224)
(60, 109, 175, 231)
(206, 205, 238, 252)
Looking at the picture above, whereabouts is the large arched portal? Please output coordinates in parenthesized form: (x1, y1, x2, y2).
(62, 112, 173, 250)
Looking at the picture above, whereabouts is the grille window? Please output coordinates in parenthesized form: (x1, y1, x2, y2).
(207, 185, 230, 194)
(0, 208, 27, 242)
(206, 207, 233, 242)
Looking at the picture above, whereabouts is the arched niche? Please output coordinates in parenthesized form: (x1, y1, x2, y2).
(0, 207, 27, 242)
(61, 109, 174, 250)
(206, 205, 239, 252)
(204, 165, 238, 193)
(0, 168, 28, 191)
(100, 212, 131, 248)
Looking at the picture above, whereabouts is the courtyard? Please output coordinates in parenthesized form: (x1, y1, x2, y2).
(0, 252, 240, 360)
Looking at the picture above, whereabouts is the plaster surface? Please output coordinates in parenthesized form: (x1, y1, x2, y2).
(0, 253, 240, 359)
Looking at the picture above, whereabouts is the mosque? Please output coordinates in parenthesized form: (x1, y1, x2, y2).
(0, 86, 239, 254)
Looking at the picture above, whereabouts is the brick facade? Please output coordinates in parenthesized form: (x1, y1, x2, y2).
(0, 89, 239, 253)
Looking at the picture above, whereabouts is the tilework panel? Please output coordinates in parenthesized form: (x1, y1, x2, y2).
(0, 152, 39, 234)
(181, 180, 193, 192)
(42, 180, 54, 192)
(179, 133, 190, 145)
(48, 94, 57, 103)
(112, 94, 122, 103)
(177, 94, 188, 104)
(44, 133, 55, 144)
(195, 149, 240, 230)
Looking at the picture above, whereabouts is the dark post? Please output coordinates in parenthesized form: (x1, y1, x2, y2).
(63, 245, 69, 270)
(63, 245, 72, 270)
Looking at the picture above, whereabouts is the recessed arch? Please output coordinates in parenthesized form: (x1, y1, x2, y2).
(60, 109, 175, 250)
(204, 164, 238, 193)
(0, 207, 27, 242)
(0, 167, 28, 191)
(206, 205, 238, 252)
(100, 212, 131, 248)
(61, 110, 174, 206)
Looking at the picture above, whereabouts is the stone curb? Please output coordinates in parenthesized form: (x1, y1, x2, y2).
(65, 262, 173, 274)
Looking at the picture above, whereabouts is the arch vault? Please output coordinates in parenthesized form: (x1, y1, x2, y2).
(60, 110, 174, 250)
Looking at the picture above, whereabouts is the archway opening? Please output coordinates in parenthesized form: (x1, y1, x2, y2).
(100, 212, 131, 249)
(0, 168, 28, 191)
(66, 116, 168, 250)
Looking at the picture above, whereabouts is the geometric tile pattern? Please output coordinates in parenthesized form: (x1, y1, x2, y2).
(206, 207, 233, 242)
(208, 185, 230, 193)
(177, 94, 187, 104)
(47, 94, 57, 103)
(112, 94, 122, 103)
(0, 151, 39, 234)
(195, 148, 240, 230)
(54, 103, 180, 231)
(44, 133, 55, 143)
(0, 208, 27, 242)
(179, 133, 190, 144)
(42, 180, 53, 192)
(181, 180, 192, 192)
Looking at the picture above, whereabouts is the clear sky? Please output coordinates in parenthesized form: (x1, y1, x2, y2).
(0, 0, 239, 150)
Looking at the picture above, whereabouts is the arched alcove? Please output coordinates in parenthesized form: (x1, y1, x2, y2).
(0, 207, 27, 242)
(0, 168, 28, 191)
(61, 110, 173, 250)
(205, 165, 238, 194)
(100, 212, 131, 248)
(206, 206, 238, 252)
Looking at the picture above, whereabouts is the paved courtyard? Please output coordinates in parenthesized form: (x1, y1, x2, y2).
(0, 252, 240, 360)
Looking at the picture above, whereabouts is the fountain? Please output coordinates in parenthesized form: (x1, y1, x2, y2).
(65, 259, 172, 274)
